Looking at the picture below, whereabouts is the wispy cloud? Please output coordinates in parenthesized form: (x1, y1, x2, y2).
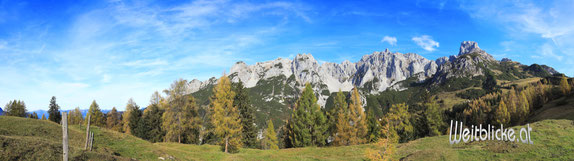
(381, 36, 397, 46)
(459, 0, 574, 63)
(0, 0, 312, 110)
(412, 35, 439, 52)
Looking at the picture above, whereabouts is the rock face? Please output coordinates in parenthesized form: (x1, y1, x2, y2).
(186, 41, 559, 107)
(432, 41, 497, 83)
(189, 49, 439, 107)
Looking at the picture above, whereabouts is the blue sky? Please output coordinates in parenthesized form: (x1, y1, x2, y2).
(1, 0, 573, 111)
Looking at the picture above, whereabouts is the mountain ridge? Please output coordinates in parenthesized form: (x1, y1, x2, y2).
(188, 41, 558, 106)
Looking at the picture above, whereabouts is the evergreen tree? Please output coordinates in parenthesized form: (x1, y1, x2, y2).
(560, 76, 570, 95)
(128, 105, 144, 138)
(366, 109, 381, 143)
(262, 120, 279, 150)
(289, 83, 327, 147)
(144, 103, 165, 143)
(348, 87, 368, 144)
(494, 100, 510, 126)
(233, 81, 257, 148)
(106, 107, 122, 132)
(86, 100, 105, 127)
(210, 75, 242, 153)
(483, 72, 497, 92)
(4, 100, 27, 117)
(47, 96, 62, 123)
(123, 98, 139, 134)
(424, 101, 444, 136)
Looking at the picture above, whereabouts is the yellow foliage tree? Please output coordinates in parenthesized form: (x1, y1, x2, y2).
(210, 75, 242, 153)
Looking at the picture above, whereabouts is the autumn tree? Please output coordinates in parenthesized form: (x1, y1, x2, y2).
(210, 75, 242, 153)
(162, 79, 201, 144)
(68, 107, 83, 125)
(560, 76, 571, 95)
(41, 114, 47, 120)
(233, 81, 257, 148)
(181, 96, 202, 144)
(365, 118, 395, 161)
(494, 100, 510, 126)
(4, 100, 27, 117)
(30, 112, 39, 119)
(348, 87, 368, 144)
(289, 83, 328, 147)
(86, 100, 105, 127)
(47, 96, 62, 123)
(333, 90, 351, 146)
(384, 103, 413, 143)
(106, 107, 122, 132)
(262, 120, 279, 150)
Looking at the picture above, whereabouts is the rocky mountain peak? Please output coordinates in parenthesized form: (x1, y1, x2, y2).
(459, 41, 482, 55)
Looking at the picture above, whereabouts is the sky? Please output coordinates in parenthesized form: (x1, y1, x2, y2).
(1, 0, 573, 111)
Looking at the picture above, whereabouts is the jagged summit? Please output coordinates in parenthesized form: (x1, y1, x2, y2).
(187, 41, 559, 107)
(459, 41, 482, 55)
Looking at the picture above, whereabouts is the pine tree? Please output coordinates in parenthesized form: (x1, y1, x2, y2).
(86, 100, 105, 127)
(560, 76, 570, 95)
(123, 98, 139, 134)
(47, 96, 62, 123)
(494, 100, 510, 126)
(333, 90, 351, 146)
(106, 107, 122, 132)
(424, 101, 444, 136)
(289, 83, 327, 147)
(366, 109, 381, 143)
(4, 100, 27, 117)
(128, 105, 144, 138)
(233, 81, 257, 148)
(348, 87, 368, 144)
(262, 120, 279, 150)
(210, 75, 242, 153)
(144, 103, 165, 143)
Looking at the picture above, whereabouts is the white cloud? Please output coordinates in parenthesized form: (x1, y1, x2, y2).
(381, 36, 397, 46)
(460, 0, 574, 61)
(412, 35, 439, 52)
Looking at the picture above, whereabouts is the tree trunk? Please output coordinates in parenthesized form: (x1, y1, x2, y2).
(84, 115, 91, 150)
(225, 137, 229, 153)
(62, 112, 68, 161)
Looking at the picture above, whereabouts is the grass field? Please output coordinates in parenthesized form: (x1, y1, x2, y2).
(2, 115, 574, 160)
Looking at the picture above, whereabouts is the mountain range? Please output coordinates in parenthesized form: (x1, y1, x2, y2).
(185, 41, 559, 128)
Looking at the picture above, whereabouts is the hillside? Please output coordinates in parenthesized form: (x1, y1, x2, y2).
(1, 116, 573, 160)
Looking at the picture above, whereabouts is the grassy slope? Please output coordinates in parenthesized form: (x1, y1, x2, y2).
(2, 116, 574, 160)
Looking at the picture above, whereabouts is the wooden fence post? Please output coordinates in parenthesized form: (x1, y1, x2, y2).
(84, 114, 91, 150)
(62, 112, 68, 161)
(89, 132, 94, 151)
